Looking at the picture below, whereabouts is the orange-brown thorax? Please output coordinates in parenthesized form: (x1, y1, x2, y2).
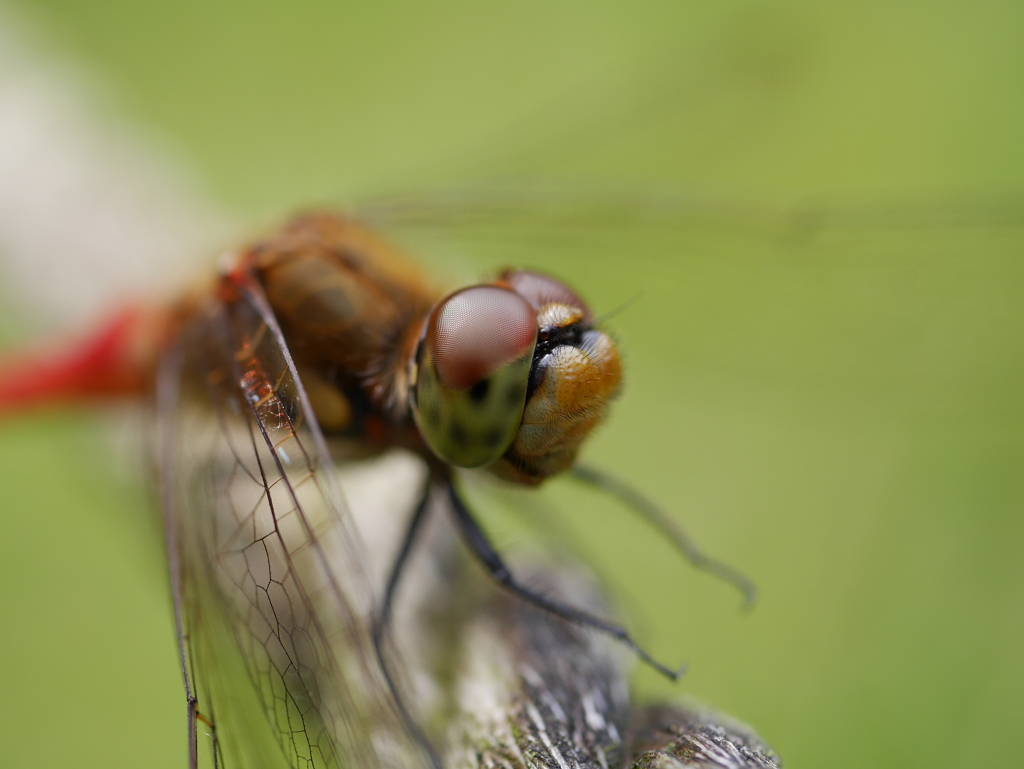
(241, 213, 438, 429)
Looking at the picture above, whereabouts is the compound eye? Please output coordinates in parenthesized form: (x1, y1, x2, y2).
(414, 285, 539, 468)
(429, 286, 538, 390)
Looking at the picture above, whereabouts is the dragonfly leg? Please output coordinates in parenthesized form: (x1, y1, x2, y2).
(371, 478, 443, 769)
(445, 480, 685, 682)
(570, 464, 758, 609)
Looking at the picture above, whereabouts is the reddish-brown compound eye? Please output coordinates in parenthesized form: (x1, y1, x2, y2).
(414, 285, 539, 468)
(428, 286, 538, 390)
(500, 270, 590, 321)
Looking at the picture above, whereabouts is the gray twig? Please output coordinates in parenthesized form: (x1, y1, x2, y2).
(360, 457, 781, 769)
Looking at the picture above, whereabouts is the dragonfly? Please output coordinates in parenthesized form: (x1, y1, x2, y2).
(0, 200, 762, 769)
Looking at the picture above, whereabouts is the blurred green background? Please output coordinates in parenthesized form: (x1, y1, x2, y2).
(1, 1, 1022, 768)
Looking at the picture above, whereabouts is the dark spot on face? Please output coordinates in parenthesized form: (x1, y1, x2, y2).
(425, 403, 441, 427)
(506, 383, 524, 408)
(483, 428, 505, 448)
(469, 377, 490, 404)
(451, 423, 468, 447)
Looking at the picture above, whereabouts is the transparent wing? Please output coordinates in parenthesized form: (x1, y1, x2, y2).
(356, 188, 1024, 288)
(157, 272, 423, 769)
(358, 186, 1024, 236)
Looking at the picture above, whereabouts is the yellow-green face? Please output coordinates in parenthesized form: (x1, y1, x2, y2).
(412, 271, 621, 482)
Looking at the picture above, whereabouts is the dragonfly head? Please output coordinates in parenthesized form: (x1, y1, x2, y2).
(411, 270, 621, 484)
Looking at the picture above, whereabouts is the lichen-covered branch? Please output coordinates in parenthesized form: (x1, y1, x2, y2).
(354, 455, 781, 769)
(442, 577, 781, 769)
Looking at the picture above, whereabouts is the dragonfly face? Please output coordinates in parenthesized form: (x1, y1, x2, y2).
(411, 270, 622, 482)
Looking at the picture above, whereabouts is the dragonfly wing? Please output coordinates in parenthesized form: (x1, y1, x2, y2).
(359, 186, 1024, 237)
(358, 188, 1024, 295)
(157, 272, 421, 769)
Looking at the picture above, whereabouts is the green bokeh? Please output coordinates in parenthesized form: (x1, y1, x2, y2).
(1, 2, 1022, 768)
